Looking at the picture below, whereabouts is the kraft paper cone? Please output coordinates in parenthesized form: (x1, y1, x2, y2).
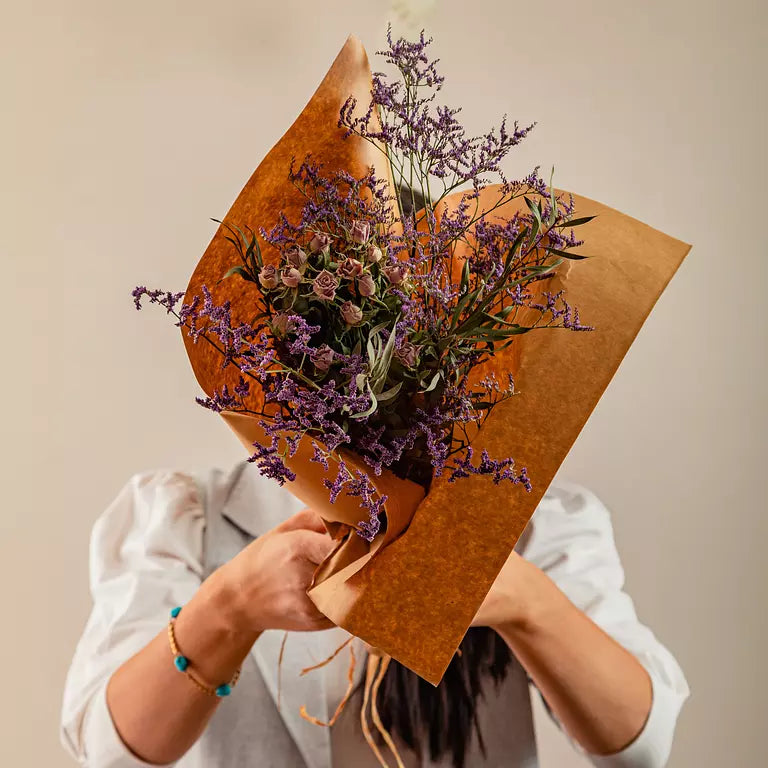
(182, 35, 692, 684)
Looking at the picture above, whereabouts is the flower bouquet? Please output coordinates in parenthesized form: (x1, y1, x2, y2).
(134, 31, 690, 685)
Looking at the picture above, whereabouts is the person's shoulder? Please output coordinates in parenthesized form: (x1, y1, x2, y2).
(538, 475, 613, 516)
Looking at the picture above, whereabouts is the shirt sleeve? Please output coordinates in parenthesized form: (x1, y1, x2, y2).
(60, 470, 206, 767)
(519, 480, 690, 768)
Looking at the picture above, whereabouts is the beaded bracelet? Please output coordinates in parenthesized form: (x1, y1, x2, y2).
(167, 605, 241, 697)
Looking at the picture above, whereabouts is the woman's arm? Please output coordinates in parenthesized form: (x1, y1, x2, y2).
(60, 470, 335, 768)
(472, 482, 689, 766)
(474, 553, 652, 755)
(106, 507, 334, 765)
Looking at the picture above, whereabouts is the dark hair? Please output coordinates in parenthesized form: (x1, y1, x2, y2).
(361, 628, 512, 768)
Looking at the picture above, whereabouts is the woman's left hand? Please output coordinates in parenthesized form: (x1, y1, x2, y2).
(470, 551, 545, 630)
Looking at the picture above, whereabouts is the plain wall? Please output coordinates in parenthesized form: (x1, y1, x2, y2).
(2, 1, 766, 766)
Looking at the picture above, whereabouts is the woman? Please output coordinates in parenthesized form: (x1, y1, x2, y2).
(60, 459, 689, 767)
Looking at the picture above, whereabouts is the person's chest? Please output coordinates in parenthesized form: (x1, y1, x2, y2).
(195, 468, 540, 767)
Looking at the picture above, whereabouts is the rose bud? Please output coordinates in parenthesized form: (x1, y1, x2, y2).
(383, 264, 408, 285)
(312, 269, 338, 301)
(338, 257, 364, 280)
(367, 244, 383, 263)
(395, 340, 421, 368)
(271, 312, 294, 336)
(312, 344, 335, 372)
(308, 232, 331, 253)
(281, 266, 301, 288)
(284, 245, 307, 269)
(350, 219, 371, 244)
(357, 272, 376, 297)
(258, 264, 279, 289)
(341, 300, 363, 326)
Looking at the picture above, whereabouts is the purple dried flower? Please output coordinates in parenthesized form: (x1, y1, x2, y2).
(341, 301, 363, 326)
(136, 30, 597, 542)
(312, 269, 338, 301)
(258, 265, 279, 289)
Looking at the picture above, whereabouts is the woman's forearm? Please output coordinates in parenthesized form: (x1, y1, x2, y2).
(106, 569, 259, 765)
(104, 509, 333, 765)
(493, 562, 652, 756)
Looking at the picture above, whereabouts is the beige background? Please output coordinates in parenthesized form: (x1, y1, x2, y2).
(2, 0, 766, 766)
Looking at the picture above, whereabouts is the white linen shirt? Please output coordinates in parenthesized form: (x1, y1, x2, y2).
(60, 461, 689, 768)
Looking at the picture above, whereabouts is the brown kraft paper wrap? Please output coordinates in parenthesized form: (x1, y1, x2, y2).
(181, 36, 692, 684)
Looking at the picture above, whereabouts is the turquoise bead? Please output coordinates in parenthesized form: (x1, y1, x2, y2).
(170, 606, 182, 618)
(174, 655, 189, 672)
(215, 683, 232, 697)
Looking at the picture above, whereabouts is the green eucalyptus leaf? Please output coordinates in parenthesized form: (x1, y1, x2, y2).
(547, 166, 557, 227)
(421, 371, 442, 393)
(459, 258, 471, 292)
(376, 381, 403, 403)
(546, 247, 590, 260)
(218, 266, 253, 284)
(557, 215, 596, 228)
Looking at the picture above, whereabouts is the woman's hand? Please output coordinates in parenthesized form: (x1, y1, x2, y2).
(472, 549, 653, 757)
(206, 507, 337, 635)
(471, 551, 545, 630)
(105, 508, 335, 765)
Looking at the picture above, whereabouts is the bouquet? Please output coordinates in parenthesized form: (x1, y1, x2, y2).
(134, 30, 690, 685)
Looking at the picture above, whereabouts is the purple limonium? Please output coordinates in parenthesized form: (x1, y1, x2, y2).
(350, 219, 371, 244)
(138, 29, 595, 546)
(281, 266, 301, 288)
(341, 301, 363, 326)
(312, 269, 338, 301)
(258, 264, 279, 289)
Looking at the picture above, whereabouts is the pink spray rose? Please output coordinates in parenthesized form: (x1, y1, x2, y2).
(308, 232, 331, 253)
(395, 340, 421, 368)
(271, 312, 294, 336)
(284, 245, 308, 269)
(340, 301, 363, 326)
(258, 264, 279, 289)
(338, 257, 364, 280)
(312, 344, 335, 372)
(357, 272, 376, 297)
(350, 219, 371, 244)
(367, 244, 383, 263)
(312, 269, 338, 301)
(383, 264, 408, 284)
(281, 267, 301, 288)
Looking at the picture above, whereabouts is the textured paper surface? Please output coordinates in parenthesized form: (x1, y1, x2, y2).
(182, 36, 692, 684)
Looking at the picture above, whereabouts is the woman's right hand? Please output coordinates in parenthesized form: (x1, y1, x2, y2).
(207, 507, 337, 634)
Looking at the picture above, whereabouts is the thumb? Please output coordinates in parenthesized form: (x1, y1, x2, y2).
(275, 507, 327, 535)
(292, 529, 336, 566)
